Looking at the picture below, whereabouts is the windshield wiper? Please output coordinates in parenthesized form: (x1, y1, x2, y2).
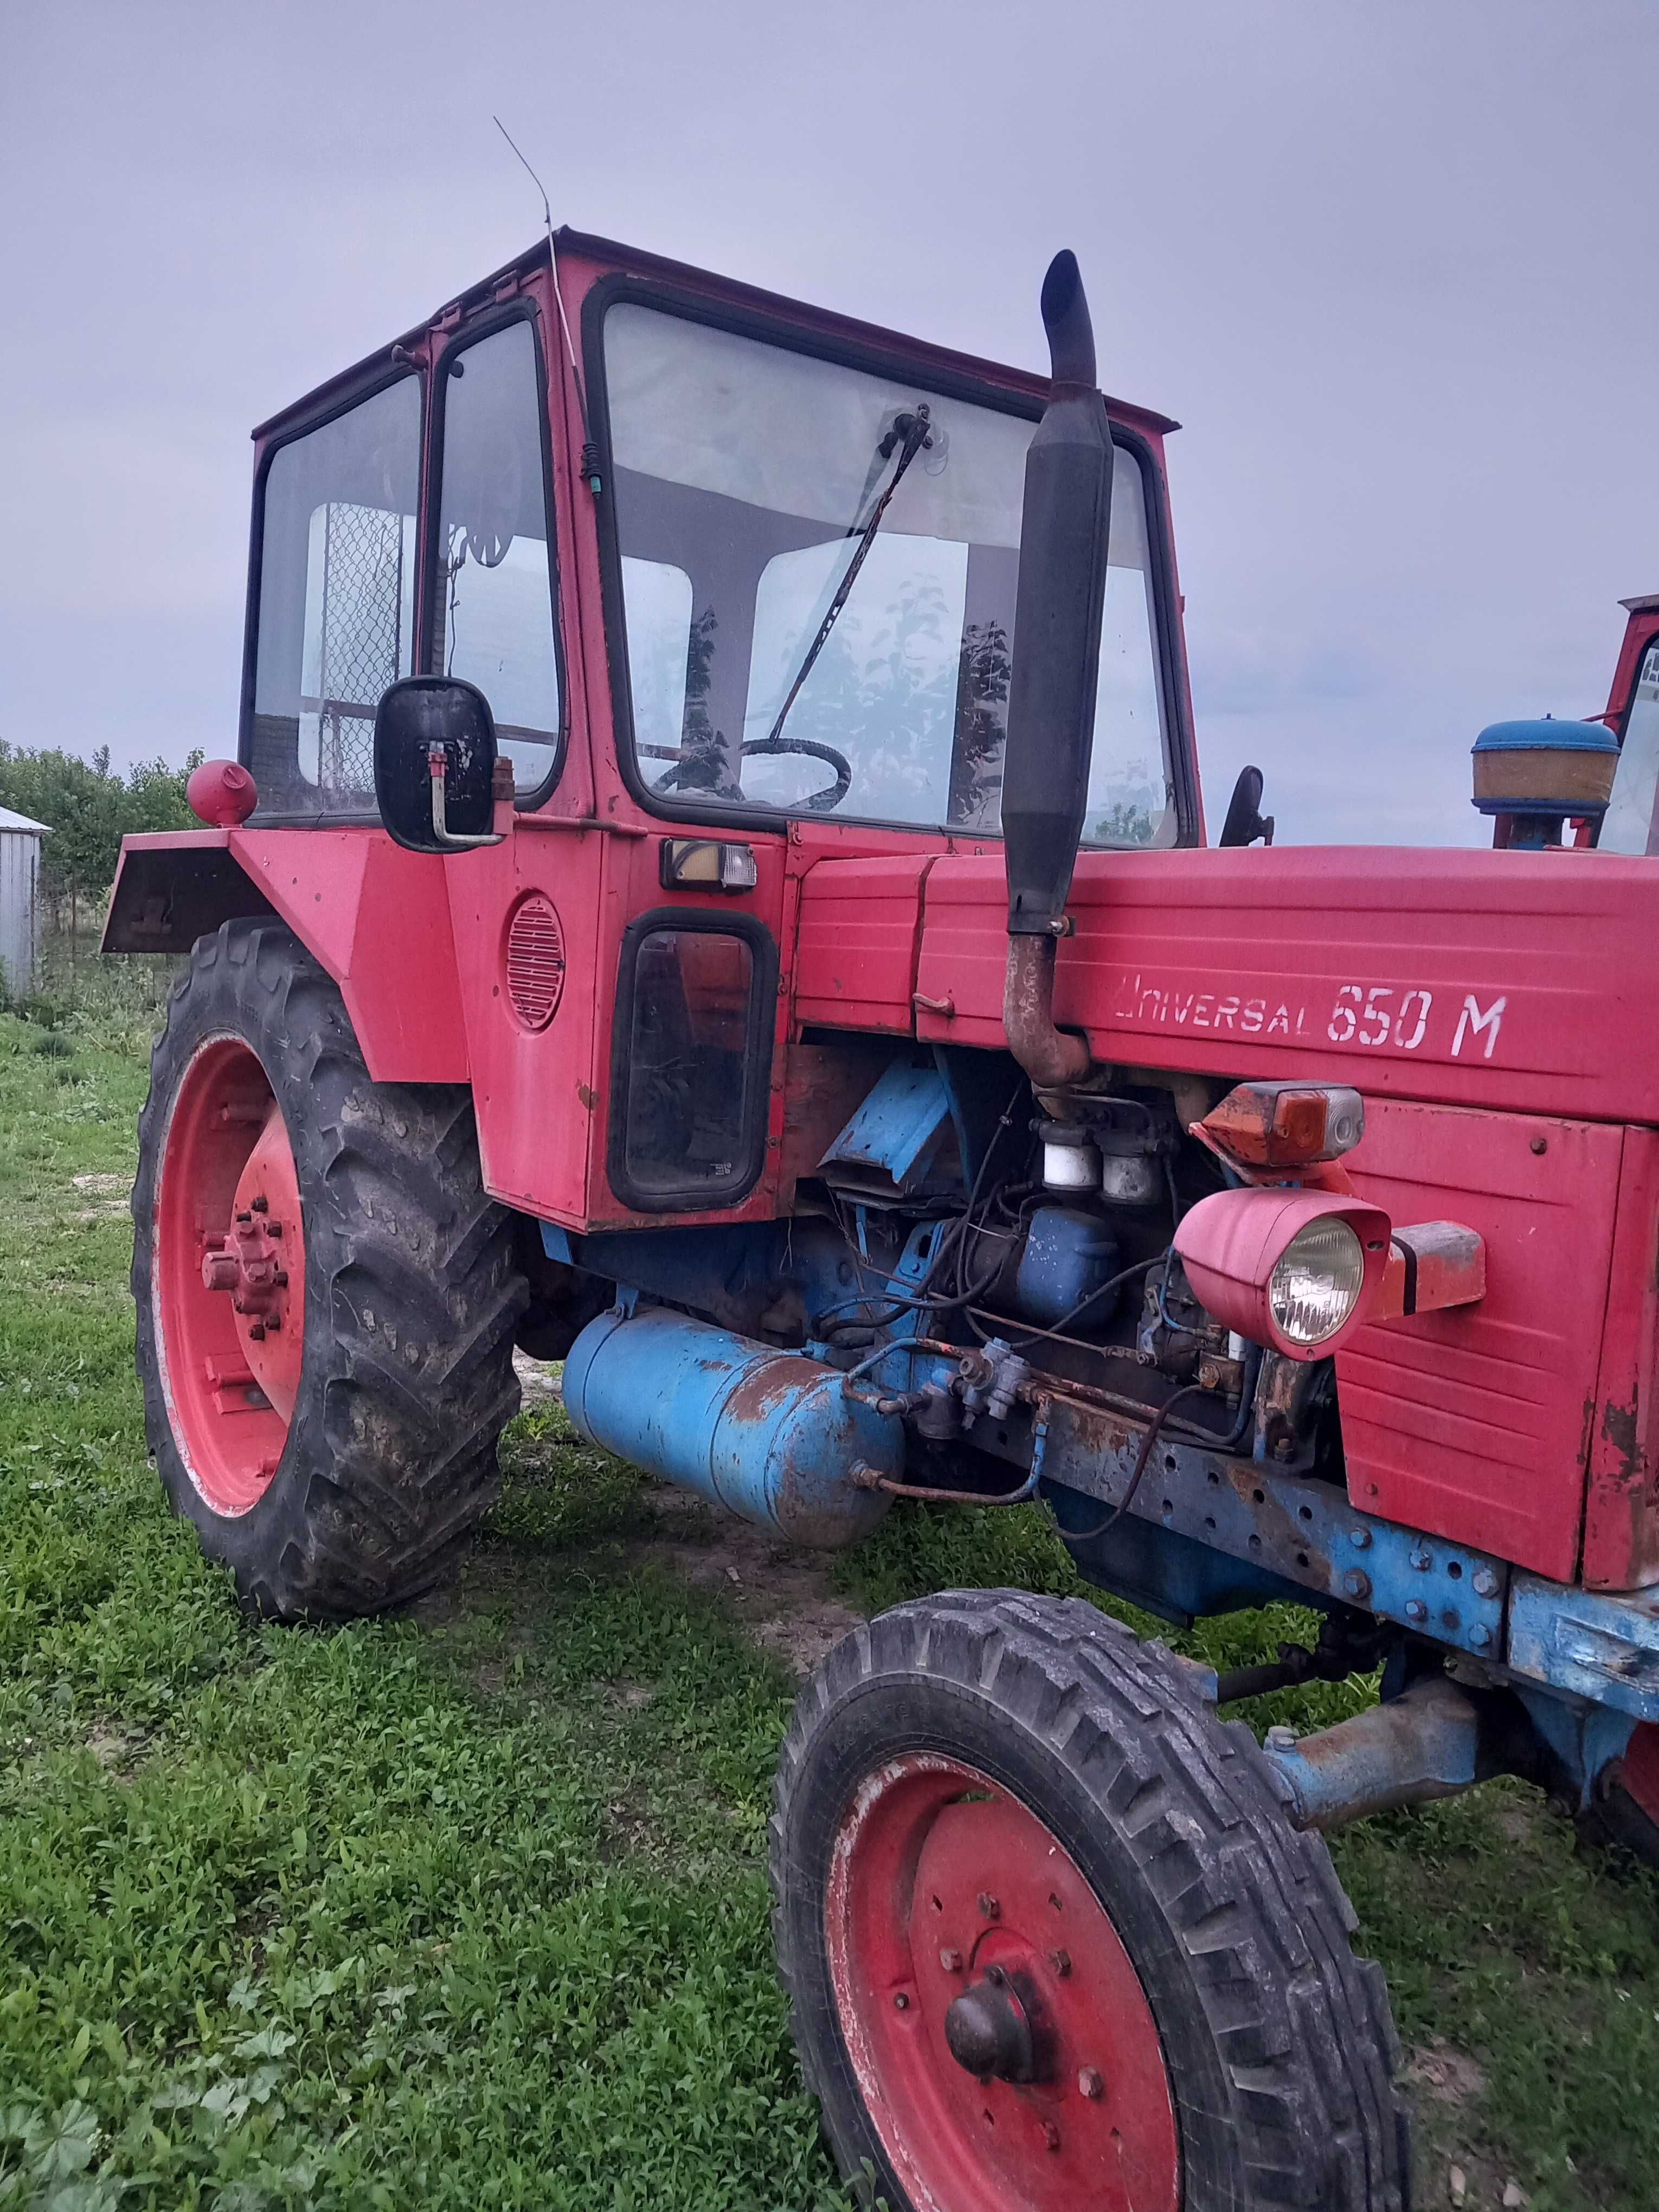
(757, 404, 934, 756)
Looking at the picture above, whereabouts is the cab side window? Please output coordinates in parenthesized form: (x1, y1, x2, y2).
(430, 320, 563, 795)
(249, 375, 421, 814)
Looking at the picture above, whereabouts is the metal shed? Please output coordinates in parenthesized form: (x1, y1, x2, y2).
(0, 805, 49, 995)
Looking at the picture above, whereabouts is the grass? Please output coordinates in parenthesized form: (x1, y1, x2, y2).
(2, 949, 1658, 2209)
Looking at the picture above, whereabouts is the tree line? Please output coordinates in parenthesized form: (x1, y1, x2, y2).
(0, 743, 203, 930)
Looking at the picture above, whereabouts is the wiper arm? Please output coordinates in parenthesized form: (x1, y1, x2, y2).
(759, 404, 934, 754)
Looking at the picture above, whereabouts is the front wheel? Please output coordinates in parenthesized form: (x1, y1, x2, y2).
(132, 919, 527, 1620)
(771, 1590, 1409, 2211)
(1578, 1722, 1659, 1867)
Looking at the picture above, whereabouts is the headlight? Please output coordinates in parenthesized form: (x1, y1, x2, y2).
(1174, 1187, 1390, 1362)
(1268, 1217, 1366, 1346)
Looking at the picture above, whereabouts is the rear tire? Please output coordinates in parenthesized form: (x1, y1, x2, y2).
(771, 1589, 1410, 2211)
(133, 918, 527, 1621)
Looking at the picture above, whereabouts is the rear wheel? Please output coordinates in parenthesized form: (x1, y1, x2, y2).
(133, 919, 526, 1619)
(772, 1590, 1409, 2211)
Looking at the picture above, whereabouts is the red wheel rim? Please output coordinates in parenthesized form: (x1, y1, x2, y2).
(1620, 1723, 1659, 1825)
(151, 1037, 305, 1516)
(826, 1753, 1179, 2212)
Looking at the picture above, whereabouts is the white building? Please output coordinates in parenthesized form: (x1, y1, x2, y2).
(0, 806, 49, 995)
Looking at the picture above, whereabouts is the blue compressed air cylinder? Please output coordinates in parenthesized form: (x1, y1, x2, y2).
(561, 1306, 901, 1548)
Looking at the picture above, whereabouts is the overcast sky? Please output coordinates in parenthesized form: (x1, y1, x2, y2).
(3, 0, 1654, 844)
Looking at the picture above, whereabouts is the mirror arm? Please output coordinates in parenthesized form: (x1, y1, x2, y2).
(428, 743, 504, 850)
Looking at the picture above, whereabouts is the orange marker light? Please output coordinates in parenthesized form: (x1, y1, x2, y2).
(1198, 1082, 1365, 1171)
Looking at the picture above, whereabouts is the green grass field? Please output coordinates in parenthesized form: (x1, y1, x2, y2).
(3, 949, 1658, 2210)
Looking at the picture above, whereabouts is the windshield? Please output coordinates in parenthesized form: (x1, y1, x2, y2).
(1600, 639, 1659, 855)
(601, 304, 1176, 845)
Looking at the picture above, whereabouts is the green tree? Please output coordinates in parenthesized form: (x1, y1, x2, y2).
(0, 743, 203, 930)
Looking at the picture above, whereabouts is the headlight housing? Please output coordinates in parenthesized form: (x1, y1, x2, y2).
(1173, 1189, 1391, 1361)
(1268, 1217, 1367, 1346)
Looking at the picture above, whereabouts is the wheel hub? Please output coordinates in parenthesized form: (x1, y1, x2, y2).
(154, 1039, 305, 1516)
(943, 1965, 1037, 2084)
(202, 1208, 289, 1321)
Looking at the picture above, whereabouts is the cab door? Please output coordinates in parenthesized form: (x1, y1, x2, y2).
(429, 282, 614, 1226)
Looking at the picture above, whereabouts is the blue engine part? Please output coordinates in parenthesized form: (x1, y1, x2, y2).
(1256, 1676, 1482, 1831)
(562, 1306, 902, 1548)
(817, 1056, 962, 1201)
(1011, 1204, 1122, 1327)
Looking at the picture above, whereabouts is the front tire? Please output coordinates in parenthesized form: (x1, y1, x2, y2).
(133, 919, 526, 1620)
(1578, 1721, 1659, 1868)
(771, 1590, 1409, 2211)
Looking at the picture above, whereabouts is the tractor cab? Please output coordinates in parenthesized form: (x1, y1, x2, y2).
(117, 232, 1206, 1239)
(237, 230, 1198, 851)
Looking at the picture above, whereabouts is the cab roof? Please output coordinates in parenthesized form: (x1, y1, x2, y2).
(252, 228, 1181, 446)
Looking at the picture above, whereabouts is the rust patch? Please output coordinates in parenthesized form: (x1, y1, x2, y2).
(1602, 1397, 1642, 1487)
(576, 1083, 598, 1111)
(725, 1361, 814, 1424)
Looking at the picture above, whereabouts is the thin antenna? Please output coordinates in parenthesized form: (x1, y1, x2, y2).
(493, 114, 599, 490)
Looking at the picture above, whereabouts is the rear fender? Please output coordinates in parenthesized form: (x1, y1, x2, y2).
(105, 828, 467, 1083)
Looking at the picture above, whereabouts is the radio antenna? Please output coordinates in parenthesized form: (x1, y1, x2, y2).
(493, 115, 599, 486)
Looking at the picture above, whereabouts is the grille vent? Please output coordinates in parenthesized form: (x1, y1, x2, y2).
(505, 894, 566, 1031)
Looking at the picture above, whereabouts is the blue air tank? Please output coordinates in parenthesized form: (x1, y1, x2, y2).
(561, 1306, 901, 1548)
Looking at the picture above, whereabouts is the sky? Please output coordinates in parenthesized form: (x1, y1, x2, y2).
(2, 0, 1655, 846)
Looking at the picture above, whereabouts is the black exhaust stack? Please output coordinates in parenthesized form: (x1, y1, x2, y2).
(1001, 250, 1115, 1093)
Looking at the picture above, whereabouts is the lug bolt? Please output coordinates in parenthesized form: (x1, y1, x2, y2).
(267, 1221, 282, 1239)
(1047, 1948, 1071, 1978)
(250, 1195, 268, 1213)
(235, 1210, 252, 1225)
(1264, 1724, 1298, 1753)
(1405, 1599, 1428, 1623)
(1043, 2121, 1061, 2153)
(1469, 1624, 1493, 1650)
(977, 1892, 1000, 1920)
(1349, 1526, 1372, 1551)
(1343, 1568, 1372, 1602)
(1472, 1566, 1500, 1599)
(273, 1270, 288, 1288)
(1409, 1547, 1431, 1572)
(893, 1992, 909, 2010)
(1078, 2066, 1104, 2100)
(248, 1322, 266, 1342)
(265, 1314, 281, 1332)
(940, 1948, 963, 1973)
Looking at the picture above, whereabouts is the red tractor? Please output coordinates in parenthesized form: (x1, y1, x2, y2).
(106, 228, 1659, 2211)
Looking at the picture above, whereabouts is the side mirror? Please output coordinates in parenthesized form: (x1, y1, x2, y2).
(1218, 764, 1275, 848)
(372, 676, 502, 854)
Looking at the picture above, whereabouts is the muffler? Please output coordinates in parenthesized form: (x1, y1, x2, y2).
(1001, 249, 1116, 1094)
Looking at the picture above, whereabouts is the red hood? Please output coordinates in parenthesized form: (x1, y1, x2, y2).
(914, 843, 1659, 1126)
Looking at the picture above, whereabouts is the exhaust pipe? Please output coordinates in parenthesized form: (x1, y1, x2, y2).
(1001, 250, 1116, 1094)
